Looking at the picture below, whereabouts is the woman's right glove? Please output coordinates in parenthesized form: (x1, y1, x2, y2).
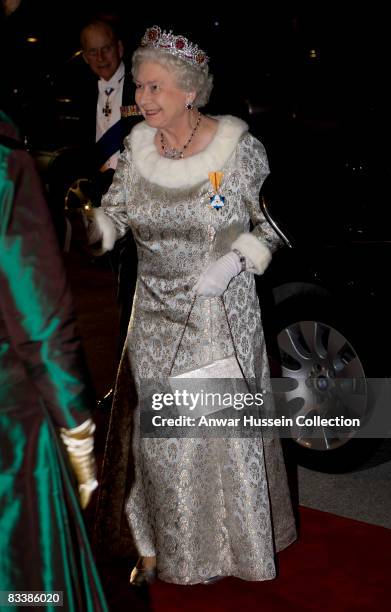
(84, 211, 103, 245)
(59, 418, 98, 509)
(86, 208, 117, 252)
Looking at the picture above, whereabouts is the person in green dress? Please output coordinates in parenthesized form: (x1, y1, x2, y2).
(0, 110, 108, 612)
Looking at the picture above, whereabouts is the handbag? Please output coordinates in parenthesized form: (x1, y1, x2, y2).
(168, 296, 248, 419)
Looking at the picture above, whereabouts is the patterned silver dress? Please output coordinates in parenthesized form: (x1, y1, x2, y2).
(99, 115, 296, 584)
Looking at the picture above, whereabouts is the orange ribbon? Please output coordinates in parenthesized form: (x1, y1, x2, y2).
(208, 171, 224, 193)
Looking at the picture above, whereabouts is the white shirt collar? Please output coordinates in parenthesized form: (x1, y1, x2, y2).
(98, 61, 125, 90)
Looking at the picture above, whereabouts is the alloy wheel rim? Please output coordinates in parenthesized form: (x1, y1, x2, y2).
(276, 320, 367, 450)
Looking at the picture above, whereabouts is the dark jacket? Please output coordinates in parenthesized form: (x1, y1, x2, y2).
(77, 68, 140, 168)
(77, 68, 140, 352)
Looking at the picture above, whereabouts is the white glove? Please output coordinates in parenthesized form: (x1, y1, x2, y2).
(60, 418, 98, 509)
(194, 251, 242, 297)
(81, 208, 116, 254)
(84, 212, 103, 245)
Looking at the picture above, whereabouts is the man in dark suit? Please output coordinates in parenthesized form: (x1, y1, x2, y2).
(79, 18, 140, 387)
(79, 18, 140, 193)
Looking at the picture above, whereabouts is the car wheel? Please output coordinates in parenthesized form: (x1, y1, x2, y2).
(270, 294, 381, 472)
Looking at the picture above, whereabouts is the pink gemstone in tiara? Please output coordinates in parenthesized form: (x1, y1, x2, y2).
(141, 25, 209, 68)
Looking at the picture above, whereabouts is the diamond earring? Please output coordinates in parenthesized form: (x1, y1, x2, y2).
(185, 102, 194, 110)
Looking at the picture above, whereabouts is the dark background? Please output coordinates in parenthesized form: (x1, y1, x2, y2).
(1, 1, 384, 136)
(1, 1, 386, 243)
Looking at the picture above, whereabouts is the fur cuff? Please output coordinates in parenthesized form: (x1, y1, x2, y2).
(92, 208, 117, 252)
(231, 233, 272, 274)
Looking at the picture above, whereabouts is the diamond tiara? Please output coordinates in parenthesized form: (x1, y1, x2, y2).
(140, 25, 209, 68)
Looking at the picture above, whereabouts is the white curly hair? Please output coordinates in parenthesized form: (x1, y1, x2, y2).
(131, 46, 213, 108)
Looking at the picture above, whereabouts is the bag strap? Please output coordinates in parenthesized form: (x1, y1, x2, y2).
(220, 296, 247, 380)
(169, 294, 246, 380)
(169, 294, 197, 376)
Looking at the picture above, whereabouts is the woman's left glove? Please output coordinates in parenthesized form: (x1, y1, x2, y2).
(59, 418, 98, 509)
(195, 251, 242, 297)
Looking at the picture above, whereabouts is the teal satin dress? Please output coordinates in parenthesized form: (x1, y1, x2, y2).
(0, 113, 108, 611)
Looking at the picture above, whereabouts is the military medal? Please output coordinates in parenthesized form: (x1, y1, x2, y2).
(121, 104, 142, 117)
(208, 172, 225, 209)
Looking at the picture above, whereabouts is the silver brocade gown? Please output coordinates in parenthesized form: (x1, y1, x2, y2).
(101, 116, 296, 584)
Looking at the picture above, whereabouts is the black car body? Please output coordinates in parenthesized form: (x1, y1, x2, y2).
(249, 107, 389, 470)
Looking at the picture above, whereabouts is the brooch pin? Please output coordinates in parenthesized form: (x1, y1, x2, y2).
(208, 171, 225, 210)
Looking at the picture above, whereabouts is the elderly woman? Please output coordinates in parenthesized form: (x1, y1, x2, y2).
(93, 25, 296, 586)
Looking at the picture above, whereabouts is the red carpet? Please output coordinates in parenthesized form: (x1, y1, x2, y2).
(145, 507, 390, 612)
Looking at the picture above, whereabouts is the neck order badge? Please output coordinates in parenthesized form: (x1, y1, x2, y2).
(102, 88, 114, 117)
(208, 172, 225, 209)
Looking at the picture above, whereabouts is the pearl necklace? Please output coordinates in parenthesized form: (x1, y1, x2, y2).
(160, 112, 202, 159)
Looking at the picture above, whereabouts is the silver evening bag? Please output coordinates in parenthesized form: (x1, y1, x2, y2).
(168, 297, 248, 419)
